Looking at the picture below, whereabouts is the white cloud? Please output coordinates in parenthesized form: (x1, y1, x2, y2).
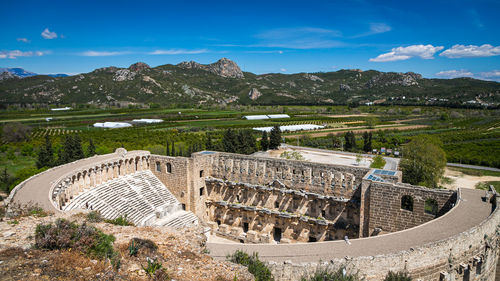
(80, 51, 129, 56)
(370, 23, 392, 34)
(440, 44, 500, 58)
(254, 27, 343, 49)
(17, 38, 30, 43)
(369, 44, 444, 62)
(280, 68, 287, 72)
(41, 28, 57, 39)
(479, 70, 500, 78)
(149, 49, 208, 55)
(436, 69, 474, 78)
(0, 50, 48, 59)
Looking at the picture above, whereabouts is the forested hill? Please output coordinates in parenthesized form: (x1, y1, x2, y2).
(1, 58, 499, 107)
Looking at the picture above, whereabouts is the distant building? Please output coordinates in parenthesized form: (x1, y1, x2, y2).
(243, 114, 290, 120)
(243, 115, 269, 120)
(51, 107, 72, 111)
(132, 119, 163, 124)
(93, 122, 132, 128)
(253, 124, 324, 133)
(45, 117, 53, 121)
(267, 114, 290, 119)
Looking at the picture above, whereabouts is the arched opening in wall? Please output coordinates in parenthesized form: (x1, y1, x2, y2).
(181, 204, 186, 210)
(273, 227, 282, 242)
(155, 162, 161, 172)
(401, 195, 414, 212)
(166, 163, 172, 173)
(274, 201, 279, 209)
(243, 222, 249, 233)
(199, 187, 204, 196)
(425, 198, 438, 215)
(216, 220, 221, 226)
(199, 170, 204, 178)
(308, 235, 317, 243)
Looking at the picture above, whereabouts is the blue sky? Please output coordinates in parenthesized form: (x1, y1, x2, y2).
(1, 0, 499, 80)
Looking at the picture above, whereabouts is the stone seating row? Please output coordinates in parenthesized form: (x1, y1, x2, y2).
(63, 170, 198, 228)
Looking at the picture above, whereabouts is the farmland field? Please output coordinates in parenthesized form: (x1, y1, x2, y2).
(0, 104, 498, 192)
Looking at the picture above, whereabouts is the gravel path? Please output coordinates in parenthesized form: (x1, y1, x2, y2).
(207, 188, 491, 263)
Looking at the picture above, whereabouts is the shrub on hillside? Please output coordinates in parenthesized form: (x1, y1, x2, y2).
(86, 211, 103, 223)
(300, 266, 362, 281)
(35, 218, 116, 260)
(227, 250, 273, 281)
(384, 271, 412, 281)
(105, 215, 134, 226)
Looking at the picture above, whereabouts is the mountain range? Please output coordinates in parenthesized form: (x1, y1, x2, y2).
(0, 58, 498, 106)
(0, 68, 68, 79)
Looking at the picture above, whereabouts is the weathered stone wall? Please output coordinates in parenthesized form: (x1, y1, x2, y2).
(150, 155, 191, 210)
(210, 153, 370, 198)
(366, 181, 456, 234)
(269, 194, 500, 281)
(205, 178, 359, 243)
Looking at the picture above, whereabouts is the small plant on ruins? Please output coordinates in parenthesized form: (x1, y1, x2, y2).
(105, 215, 134, 226)
(300, 266, 362, 281)
(280, 151, 304, 161)
(227, 250, 274, 281)
(128, 237, 158, 256)
(142, 257, 165, 277)
(128, 240, 139, 257)
(35, 218, 117, 260)
(86, 211, 104, 223)
(7, 219, 19, 225)
(384, 271, 412, 281)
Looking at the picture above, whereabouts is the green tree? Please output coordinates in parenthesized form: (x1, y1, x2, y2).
(205, 133, 213, 150)
(363, 132, 372, 152)
(222, 129, 237, 153)
(370, 155, 386, 169)
(400, 136, 446, 188)
(37, 134, 54, 168)
(166, 140, 170, 155)
(260, 131, 269, 151)
(87, 138, 96, 157)
(344, 131, 356, 151)
(73, 135, 85, 160)
(269, 126, 281, 150)
(1, 122, 32, 143)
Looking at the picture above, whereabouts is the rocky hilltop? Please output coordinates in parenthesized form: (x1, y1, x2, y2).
(178, 58, 244, 78)
(0, 58, 498, 106)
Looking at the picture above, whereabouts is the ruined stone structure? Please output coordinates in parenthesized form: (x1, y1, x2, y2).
(8, 149, 500, 280)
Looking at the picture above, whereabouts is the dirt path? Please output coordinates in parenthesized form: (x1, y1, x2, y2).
(442, 168, 500, 190)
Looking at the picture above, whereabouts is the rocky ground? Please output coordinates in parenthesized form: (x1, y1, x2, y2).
(0, 210, 253, 281)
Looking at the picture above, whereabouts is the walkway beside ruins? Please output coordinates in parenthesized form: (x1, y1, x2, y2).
(207, 188, 492, 263)
(10, 152, 128, 213)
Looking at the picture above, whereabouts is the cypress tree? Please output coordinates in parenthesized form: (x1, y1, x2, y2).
(166, 140, 170, 156)
(87, 138, 96, 157)
(222, 129, 236, 153)
(171, 142, 176, 156)
(363, 132, 371, 152)
(205, 133, 213, 150)
(261, 131, 269, 151)
(73, 135, 84, 160)
(37, 134, 54, 168)
(269, 126, 281, 150)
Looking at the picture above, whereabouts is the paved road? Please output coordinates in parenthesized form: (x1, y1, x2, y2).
(10, 152, 125, 213)
(446, 163, 500, 172)
(207, 188, 492, 262)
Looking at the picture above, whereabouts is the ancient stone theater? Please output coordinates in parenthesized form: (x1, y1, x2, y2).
(7, 149, 500, 280)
